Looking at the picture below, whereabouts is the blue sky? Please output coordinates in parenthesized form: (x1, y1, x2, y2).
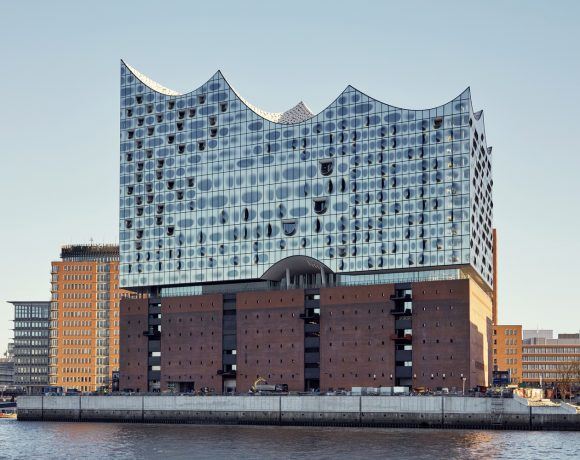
(0, 0, 579, 352)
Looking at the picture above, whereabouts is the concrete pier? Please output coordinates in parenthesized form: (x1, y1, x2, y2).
(17, 395, 580, 430)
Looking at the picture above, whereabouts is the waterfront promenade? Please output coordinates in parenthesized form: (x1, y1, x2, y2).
(17, 395, 580, 430)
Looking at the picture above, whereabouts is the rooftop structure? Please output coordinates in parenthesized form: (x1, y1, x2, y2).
(119, 62, 493, 294)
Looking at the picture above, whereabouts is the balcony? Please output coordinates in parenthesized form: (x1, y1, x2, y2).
(390, 293, 412, 302)
(390, 308, 412, 316)
(143, 330, 161, 338)
(305, 323, 320, 334)
(217, 369, 237, 378)
(299, 312, 320, 321)
(390, 333, 412, 342)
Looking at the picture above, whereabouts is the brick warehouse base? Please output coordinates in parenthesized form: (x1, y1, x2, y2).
(17, 396, 580, 431)
(120, 279, 493, 394)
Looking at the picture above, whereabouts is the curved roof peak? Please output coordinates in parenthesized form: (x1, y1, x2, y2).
(124, 62, 180, 96)
(123, 61, 315, 124)
(235, 96, 314, 124)
(122, 61, 473, 125)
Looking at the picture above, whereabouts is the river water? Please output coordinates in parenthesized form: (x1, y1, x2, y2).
(0, 420, 578, 459)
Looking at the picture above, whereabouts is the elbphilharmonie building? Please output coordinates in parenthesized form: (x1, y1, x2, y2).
(119, 61, 495, 394)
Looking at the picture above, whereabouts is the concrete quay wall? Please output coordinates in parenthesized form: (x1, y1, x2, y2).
(17, 396, 580, 430)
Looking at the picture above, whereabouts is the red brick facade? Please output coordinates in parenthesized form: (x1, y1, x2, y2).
(319, 285, 396, 390)
(236, 290, 305, 392)
(119, 297, 149, 392)
(119, 279, 492, 393)
(160, 295, 223, 392)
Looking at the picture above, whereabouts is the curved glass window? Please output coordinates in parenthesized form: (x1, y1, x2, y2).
(282, 219, 297, 236)
(313, 198, 328, 215)
(319, 160, 334, 176)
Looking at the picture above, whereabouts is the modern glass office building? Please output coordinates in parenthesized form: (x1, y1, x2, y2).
(119, 62, 494, 393)
(8, 301, 50, 394)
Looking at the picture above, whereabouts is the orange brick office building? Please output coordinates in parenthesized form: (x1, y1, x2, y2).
(49, 245, 133, 392)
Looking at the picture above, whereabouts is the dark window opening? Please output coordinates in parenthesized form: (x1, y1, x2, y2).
(167, 135, 175, 144)
(136, 229, 143, 239)
(136, 95, 143, 104)
(176, 191, 184, 200)
(320, 160, 334, 176)
(187, 178, 195, 187)
(198, 94, 206, 104)
(210, 127, 218, 137)
(313, 198, 327, 214)
(136, 207, 144, 216)
(126, 186, 134, 195)
(189, 108, 196, 117)
(433, 117, 443, 129)
(282, 219, 297, 236)
(198, 141, 206, 151)
(127, 130, 134, 139)
(156, 114, 163, 123)
(125, 219, 133, 229)
(209, 116, 217, 126)
(178, 144, 185, 154)
(126, 108, 133, 117)
(168, 101, 175, 110)
(166, 226, 175, 236)
(178, 110, 185, 119)
(156, 216, 163, 226)
(147, 127, 154, 136)
(177, 121, 184, 131)
(146, 104, 153, 114)
(137, 117, 144, 126)
(156, 170, 163, 180)
(125, 153, 133, 162)
(167, 180, 175, 190)
(146, 194, 154, 204)
(220, 102, 228, 112)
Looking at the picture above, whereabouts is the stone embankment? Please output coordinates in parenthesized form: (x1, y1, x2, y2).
(17, 395, 580, 430)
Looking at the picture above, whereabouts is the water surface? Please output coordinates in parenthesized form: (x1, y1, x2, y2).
(0, 420, 577, 459)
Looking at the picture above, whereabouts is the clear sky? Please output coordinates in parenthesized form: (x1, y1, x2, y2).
(1, 0, 579, 353)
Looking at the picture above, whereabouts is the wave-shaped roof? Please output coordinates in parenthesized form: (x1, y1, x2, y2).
(122, 61, 475, 125)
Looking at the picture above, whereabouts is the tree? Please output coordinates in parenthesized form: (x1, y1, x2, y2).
(556, 361, 580, 402)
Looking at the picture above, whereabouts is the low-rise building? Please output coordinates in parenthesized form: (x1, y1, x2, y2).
(522, 331, 580, 385)
(492, 324, 522, 384)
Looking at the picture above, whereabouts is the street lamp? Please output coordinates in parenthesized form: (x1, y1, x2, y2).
(460, 373, 467, 396)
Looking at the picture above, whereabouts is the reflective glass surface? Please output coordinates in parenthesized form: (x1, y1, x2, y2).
(119, 63, 493, 289)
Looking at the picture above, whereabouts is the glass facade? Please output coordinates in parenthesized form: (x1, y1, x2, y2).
(119, 62, 493, 290)
(9, 301, 50, 387)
